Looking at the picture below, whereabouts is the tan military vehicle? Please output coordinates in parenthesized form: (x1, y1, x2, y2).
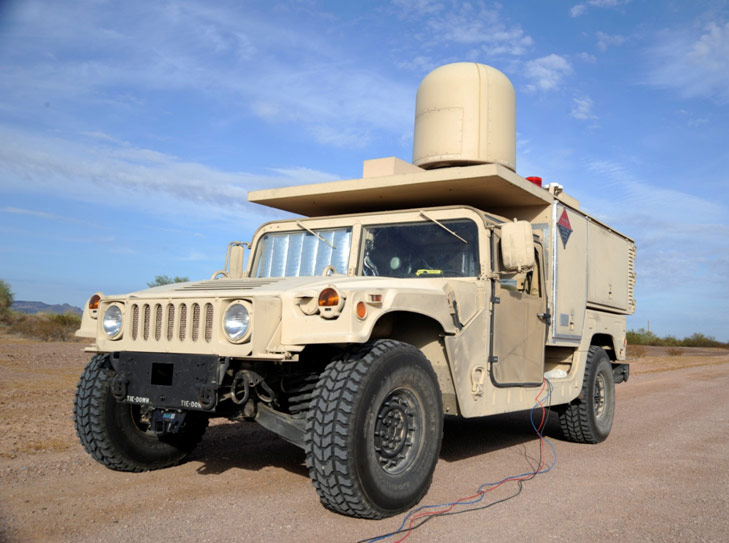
(74, 63, 635, 519)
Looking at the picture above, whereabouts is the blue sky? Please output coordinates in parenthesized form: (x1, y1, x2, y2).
(1, 0, 728, 340)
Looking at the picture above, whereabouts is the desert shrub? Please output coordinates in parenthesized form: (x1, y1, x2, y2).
(627, 329, 728, 349)
(628, 344, 646, 358)
(667, 347, 683, 357)
(627, 328, 660, 345)
(681, 333, 725, 348)
(7, 312, 81, 342)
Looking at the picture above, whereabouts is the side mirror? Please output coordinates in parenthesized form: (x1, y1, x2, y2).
(229, 243, 246, 278)
(211, 241, 249, 280)
(500, 221, 534, 271)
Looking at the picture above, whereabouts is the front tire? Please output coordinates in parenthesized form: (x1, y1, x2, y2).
(558, 346, 615, 444)
(73, 354, 208, 472)
(305, 340, 443, 519)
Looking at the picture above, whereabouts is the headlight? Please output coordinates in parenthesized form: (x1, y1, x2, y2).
(102, 305, 123, 339)
(223, 302, 250, 342)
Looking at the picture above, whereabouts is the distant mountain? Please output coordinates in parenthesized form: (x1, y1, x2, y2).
(12, 301, 83, 316)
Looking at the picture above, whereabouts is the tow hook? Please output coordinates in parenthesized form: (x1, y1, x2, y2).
(110, 372, 129, 401)
(150, 410, 187, 435)
(196, 383, 218, 410)
(231, 370, 250, 405)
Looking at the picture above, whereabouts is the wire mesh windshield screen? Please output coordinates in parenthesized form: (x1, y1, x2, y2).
(252, 228, 352, 278)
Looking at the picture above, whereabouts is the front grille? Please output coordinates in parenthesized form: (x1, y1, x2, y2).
(129, 301, 214, 345)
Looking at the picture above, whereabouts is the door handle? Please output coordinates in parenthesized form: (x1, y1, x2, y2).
(537, 312, 551, 324)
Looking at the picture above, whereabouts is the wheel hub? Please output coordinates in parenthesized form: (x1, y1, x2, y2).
(594, 373, 606, 419)
(374, 389, 422, 474)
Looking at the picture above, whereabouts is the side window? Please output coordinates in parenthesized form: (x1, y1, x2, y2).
(361, 219, 479, 278)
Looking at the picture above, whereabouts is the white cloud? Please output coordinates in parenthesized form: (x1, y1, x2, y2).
(523, 54, 573, 92)
(0, 1, 413, 148)
(392, 0, 443, 15)
(391, 1, 534, 61)
(577, 52, 597, 63)
(596, 31, 627, 52)
(570, 96, 598, 120)
(0, 206, 106, 229)
(646, 21, 729, 103)
(579, 160, 729, 297)
(570, 0, 632, 18)
(0, 126, 339, 221)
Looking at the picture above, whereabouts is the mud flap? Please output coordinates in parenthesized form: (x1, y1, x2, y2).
(612, 363, 630, 384)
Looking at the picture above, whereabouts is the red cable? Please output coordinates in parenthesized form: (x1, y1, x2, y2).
(392, 380, 550, 543)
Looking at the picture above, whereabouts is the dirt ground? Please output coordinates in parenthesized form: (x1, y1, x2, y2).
(1, 339, 728, 542)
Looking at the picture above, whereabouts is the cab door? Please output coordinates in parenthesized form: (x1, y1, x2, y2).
(490, 244, 547, 387)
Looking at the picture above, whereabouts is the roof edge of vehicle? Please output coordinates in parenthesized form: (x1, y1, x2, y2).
(248, 159, 633, 241)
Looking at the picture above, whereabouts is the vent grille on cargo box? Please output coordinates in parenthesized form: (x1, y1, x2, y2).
(628, 244, 636, 313)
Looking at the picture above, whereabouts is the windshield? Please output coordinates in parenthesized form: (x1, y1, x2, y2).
(362, 219, 479, 278)
(252, 228, 352, 278)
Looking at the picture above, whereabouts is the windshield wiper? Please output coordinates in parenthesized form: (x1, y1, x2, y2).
(418, 211, 468, 244)
(296, 221, 335, 249)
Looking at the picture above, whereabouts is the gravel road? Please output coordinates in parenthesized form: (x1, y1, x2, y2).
(1, 341, 727, 542)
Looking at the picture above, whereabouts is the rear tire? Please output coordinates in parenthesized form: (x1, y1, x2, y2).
(73, 354, 208, 472)
(558, 346, 615, 444)
(305, 340, 443, 519)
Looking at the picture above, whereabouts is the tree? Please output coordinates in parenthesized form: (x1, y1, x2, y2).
(147, 275, 189, 288)
(0, 279, 14, 319)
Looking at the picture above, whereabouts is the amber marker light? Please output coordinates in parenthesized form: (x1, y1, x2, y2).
(89, 294, 101, 310)
(356, 301, 367, 319)
(318, 287, 340, 307)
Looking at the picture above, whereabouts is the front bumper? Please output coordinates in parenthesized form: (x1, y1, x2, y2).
(109, 352, 221, 412)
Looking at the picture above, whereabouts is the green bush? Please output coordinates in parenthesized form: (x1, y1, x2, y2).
(147, 275, 189, 287)
(0, 279, 13, 321)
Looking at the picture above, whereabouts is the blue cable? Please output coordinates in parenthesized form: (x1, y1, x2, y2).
(363, 378, 557, 543)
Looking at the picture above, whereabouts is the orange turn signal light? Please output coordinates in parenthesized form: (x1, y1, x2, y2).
(356, 301, 367, 319)
(318, 288, 340, 307)
(89, 294, 101, 310)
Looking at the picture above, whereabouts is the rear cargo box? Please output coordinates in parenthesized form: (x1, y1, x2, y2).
(550, 202, 635, 343)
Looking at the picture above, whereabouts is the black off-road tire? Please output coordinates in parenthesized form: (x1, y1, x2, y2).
(73, 354, 209, 472)
(305, 339, 443, 519)
(558, 346, 615, 444)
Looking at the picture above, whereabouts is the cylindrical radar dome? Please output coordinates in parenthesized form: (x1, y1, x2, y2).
(412, 62, 516, 171)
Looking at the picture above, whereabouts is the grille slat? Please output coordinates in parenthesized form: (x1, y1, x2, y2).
(192, 304, 200, 342)
(179, 304, 187, 341)
(204, 303, 213, 343)
(132, 304, 139, 340)
(167, 304, 175, 341)
(154, 304, 162, 341)
(143, 304, 150, 340)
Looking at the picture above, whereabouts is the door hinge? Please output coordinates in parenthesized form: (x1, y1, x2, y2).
(537, 312, 552, 324)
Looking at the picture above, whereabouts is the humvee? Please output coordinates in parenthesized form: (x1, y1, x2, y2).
(74, 63, 635, 519)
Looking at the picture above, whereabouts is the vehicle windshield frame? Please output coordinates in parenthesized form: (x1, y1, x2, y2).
(358, 217, 481, 278)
